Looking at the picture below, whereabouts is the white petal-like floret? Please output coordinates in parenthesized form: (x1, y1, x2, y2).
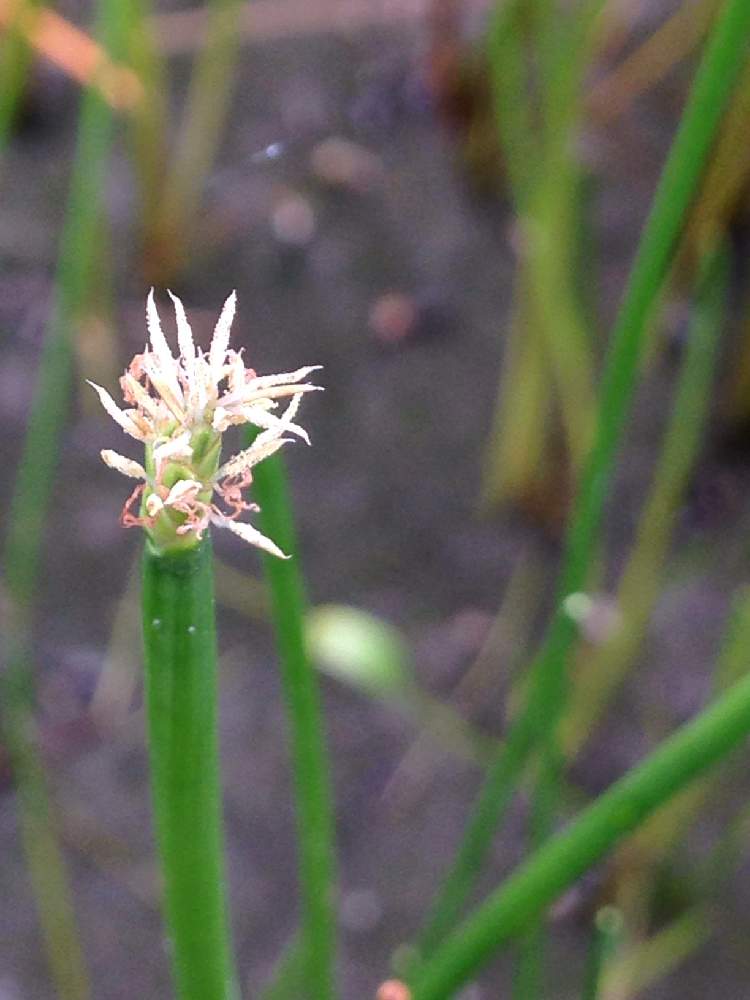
(90, 290, 321, 557)
(211, 514, 289, 560)
(88, 381, 145, 440)
(101, 450, 147, 479)
(209, 290, 237, 382)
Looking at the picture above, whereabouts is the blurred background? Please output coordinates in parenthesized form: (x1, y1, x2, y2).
(3, 0, 750, 997)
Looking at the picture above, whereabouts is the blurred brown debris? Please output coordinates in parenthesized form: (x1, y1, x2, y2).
(154, 0, 430, 54)
(0, 0, 142, 108)
(376, 980, 412, 1000)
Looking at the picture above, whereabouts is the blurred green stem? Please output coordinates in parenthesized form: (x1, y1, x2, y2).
(480, 275, 552, 511)
(1, 0, 134, 995)
(410, 666, 750, 999)
(582, 906, 623, 1000)
(483, 0, 603, 510)
(415, 0, 750, 959)
(0, 0, 38, 155)
(125, 0, 170, 254)
(2, 645, 89, 1000)
(246, 439, 337, 1000)
(563, 243, 728, 755)
(603, 908, 710, 1000)
(151, 0, 244, 282)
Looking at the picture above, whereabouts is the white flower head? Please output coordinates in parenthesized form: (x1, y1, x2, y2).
(90, 290, 322, 556)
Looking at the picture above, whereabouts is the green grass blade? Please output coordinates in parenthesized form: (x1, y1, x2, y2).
(247, 444, 338, 1000)
(142, 539, 238, 1000)
(413, 0, 750, 958)
(410, 667, 750, 999)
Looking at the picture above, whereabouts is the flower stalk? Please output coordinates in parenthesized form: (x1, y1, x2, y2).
(93, 291, 322, 998)
(142, 537, 238, 1000)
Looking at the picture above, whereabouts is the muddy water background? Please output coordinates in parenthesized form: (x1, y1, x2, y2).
(2, 3, 750, 998)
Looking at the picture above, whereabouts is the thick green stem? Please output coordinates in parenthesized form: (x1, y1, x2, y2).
(410, 668, 750, 999)
(142, 538, 238, 1000)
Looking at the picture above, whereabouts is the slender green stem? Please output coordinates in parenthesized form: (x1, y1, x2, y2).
(486, 0, 539, 208)
(480, 274, 550, 510)
(604, 908, 710, 1000)
(5, 0, 132, 606)
(142, 539, 238, 1000)
(258, 934, 305, 1000)
(151, 0, 244, 280)
(511, 745, 559, 1000)
(410, 667, 750, 999)
(1, 2, 136, 994)
(582, 907, 623, 1000)
(413, 0, 750, 958)
(559, 0, 750, 606)
(0, 0, 39, 156)
(2, 641, 90, 1000)
(564, 243, 728, 755)
(247, 442, 337, 1000)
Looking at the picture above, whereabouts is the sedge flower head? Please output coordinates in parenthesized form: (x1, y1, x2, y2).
(89, 289, 322, 557)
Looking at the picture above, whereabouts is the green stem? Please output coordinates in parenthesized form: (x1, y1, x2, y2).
(564, 243, 728, 756)
(142, 539, 238, 1000)
(512, 745, 558, 1000)
(152, 0, 244, 281)
(413, 0, 750, 957)
(248, 445, 337, 1000)
(0, 0, 39, 156)
(1, 1, 136, 994)
(410, 668, 750, 999)
(582, 907, 623, 1000)
(258, 934, 305, 1000)
(604, 908, 710, 1000)
(2, 643, 90, 1000)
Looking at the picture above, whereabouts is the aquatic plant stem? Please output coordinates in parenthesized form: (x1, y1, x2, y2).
(149, 0, 244, 282)
(0, 0, 38, 156)
(564, 243, 728, 755)
(247, 442, 337, 1000)
(2, 641, 90, 1000)
(414, 0, 750, 958)
(582, 907, 623, 1000)
(1, 0, 136, 994)
(142, 538, 238, 1000)
(410, 667, 750, 999)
